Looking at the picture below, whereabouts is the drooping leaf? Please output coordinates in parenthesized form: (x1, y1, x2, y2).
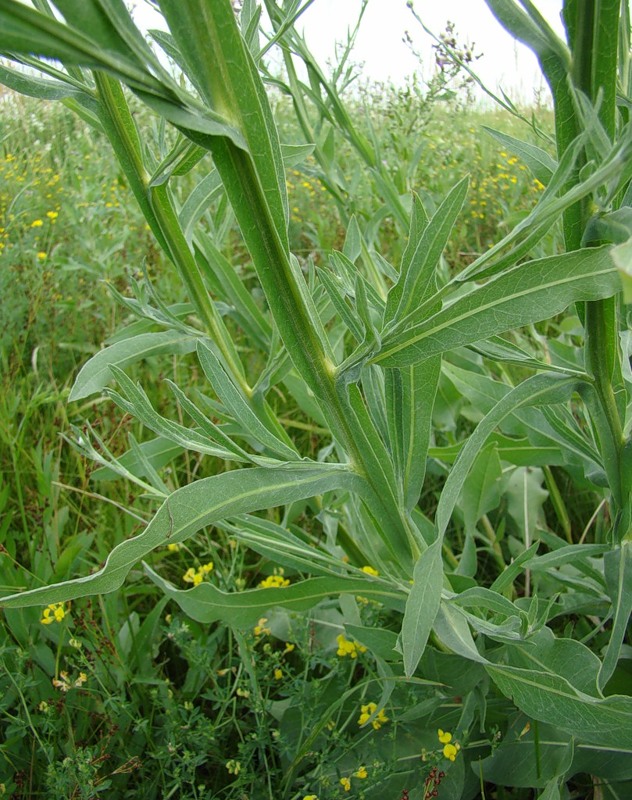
(0, 465, 363, 608)
(69, 331, 198, 401)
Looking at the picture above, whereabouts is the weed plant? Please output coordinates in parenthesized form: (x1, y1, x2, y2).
(0, 1, 631, 799)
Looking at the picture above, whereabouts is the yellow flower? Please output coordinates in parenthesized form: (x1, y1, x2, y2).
(438, 729, 460, 760)
(253, 617, 271, 636)
(361, 565, 379, 576)
(40, 603, 66, 625)
(283, 642, 295, 654)
(336, 633, 367, 659)
(340, 777, 351, 791)
(46, 210, 58, 220)
(225, 759, 241, 775)
(37, 251, 47, 260)
(183, 567, 203, 586)
(358, 702, 388, 730)
(354, 766, 368, 779)
(274, 668, 283, 680)
(166, 543, 180, 552)
(303, 795, 318, 800)
(31, 219, 43, 227)
(259, 574, 290, 588)
(200, 561, 213, 574)
(443, 742, 460, 761)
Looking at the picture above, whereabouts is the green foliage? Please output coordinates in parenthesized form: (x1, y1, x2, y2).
(0, 0, 631, 797)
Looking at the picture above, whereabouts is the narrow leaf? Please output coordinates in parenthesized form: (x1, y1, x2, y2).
(69, 331, 198, 401)
(375, 247, 621, 368)
(402, 538, 444, 677)
(0, 465, 363, 608)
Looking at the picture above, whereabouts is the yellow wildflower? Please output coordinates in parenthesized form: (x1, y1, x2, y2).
(46, 210, 58, 220)
(340, 777, 351, 791)
(354, 766, 368, 779)
(361, 565, 379, 576)
(443, 742, 460, 761)
(183, 567, 203, 586)
(40, 603, 66, 625)
(336, 633, 367, 659)
(200, 561, 213, 574)
(37, 251, 47, 260)
(166, 543, 180, 552)
(283, 642, 295, 654)
(274, 668, 283, 680)
(358, 702, 388, 730)
(31, 219, 43, 227)
(253, 617, 271, 636)
(259, 574, 290, 588)
(438, 729, 460, 760)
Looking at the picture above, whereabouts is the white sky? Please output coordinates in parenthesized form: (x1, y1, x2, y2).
(130, 0, 566, 106)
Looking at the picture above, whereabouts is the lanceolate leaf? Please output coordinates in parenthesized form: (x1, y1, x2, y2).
(435, 373, 579, 540)
(599, 543, 632, 691)
(401, 538, 444, 677)
(0, 465, 363, 608)
(385, 179, 468, 326)
(483, 126, 557, 184)
(69, 331, 199, 401)
(143, 566, 403, 627)
(374, 247, 621, 368)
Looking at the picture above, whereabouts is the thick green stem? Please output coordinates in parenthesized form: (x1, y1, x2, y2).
(564, 1, 627, 520)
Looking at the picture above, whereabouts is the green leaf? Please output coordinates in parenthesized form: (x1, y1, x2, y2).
(386, 356, 442, 511)
(401, 538, 444, 677)
(486, 663, 632, 749)
(611, 235, 632, 303)
(599, 543, 632, 691)
(483, 126, 557, 184)
(197, 340, 300, 460)
(180, 170, 223, 242)
(505, 466, 548, 544)
(0, 464, 363, 608)
(92, 437, 182, 482)
(479, 721, 573, 790)
(143, 567, 403, 627)
(374, 247, 621, 368)
(506, 629, 602, 697)
(69, 331, 198, 401)
(0, 61, 92, 102)
(436, 373, 579, 540)
(385, 178, 468, 326)
(460, 442, 503, 535)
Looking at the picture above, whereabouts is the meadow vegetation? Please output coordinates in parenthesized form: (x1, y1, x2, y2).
(0, 1, 630, 799)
